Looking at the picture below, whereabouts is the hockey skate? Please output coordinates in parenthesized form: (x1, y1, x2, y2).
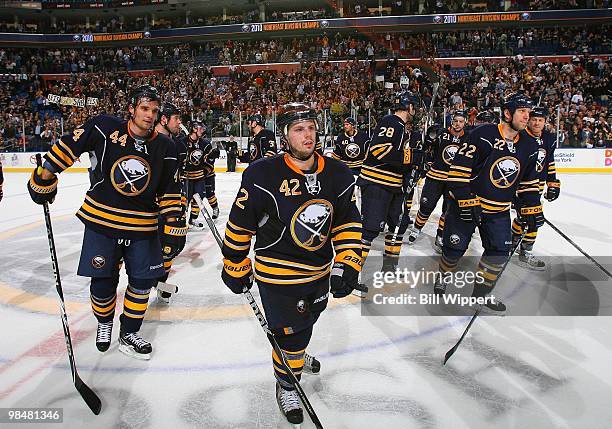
(480, 297, 506, 316)
(155, 281, 178, 304)
(303, 353, 320, 374)
(516, 249, 546, 271)
(119, 331, 152, 360)
(432, 235, 443, 254)
(156, 288, 171, 304)
(276, 382, 303, 426)
(212, 206, 219, 220)
(95, 321, 113, 352)
(188, 218, 205, 230)
(407, 226, 421, 245)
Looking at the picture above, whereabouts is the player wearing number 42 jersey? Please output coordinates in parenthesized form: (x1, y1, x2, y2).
(221, 103, 363, 426)
(434, 93, 543, 315)
(27, 85, 185, 360)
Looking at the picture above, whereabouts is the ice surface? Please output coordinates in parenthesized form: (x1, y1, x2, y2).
(1, 171, 611, 428)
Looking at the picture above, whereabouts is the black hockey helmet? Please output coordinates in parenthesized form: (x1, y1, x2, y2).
(475, 110, 497, 124)
(343, 116, 357, 127)
(502, 93, 533, 119)
(393, 90, 420, 111)
(247, 113, 265, 127)
(129, 85, 161, 108)
(452, 110, 468, 120)
(276, 103, 318, 136)
(530, 106, 549, 118)
(158, 102, 181, 122)
(190, 120, 205, 133)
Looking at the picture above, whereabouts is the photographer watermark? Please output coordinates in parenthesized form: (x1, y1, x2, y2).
(372, 267, 484, 290)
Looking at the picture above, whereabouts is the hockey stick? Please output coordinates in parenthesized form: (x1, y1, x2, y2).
(192, 194, 325, 428)
(544, 219, 612, 278)
(443, 231, 526, 365)
(35, 154, 102, 415)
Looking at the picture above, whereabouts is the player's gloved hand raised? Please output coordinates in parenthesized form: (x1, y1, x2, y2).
(456, 194, 482, 225)
(545, 180, 560, 202)
(161, 218, 187, 260)
(520, 205, 544, 231)
(27, 166, 58, 205)
(222, 257, 254, 294)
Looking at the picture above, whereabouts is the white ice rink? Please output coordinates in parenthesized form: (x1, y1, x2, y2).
(1, 170, 611, 429)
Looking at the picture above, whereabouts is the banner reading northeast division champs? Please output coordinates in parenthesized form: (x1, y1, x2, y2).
(47, 94, 99, 108)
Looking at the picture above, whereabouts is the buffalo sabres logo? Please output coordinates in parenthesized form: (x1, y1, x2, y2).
(442, 144, 459, 165)
(291, 200, 334, 251)
(536, 148, 547, 173)
(346, 143, 360, 159)
(490, 156, 520, 189)
(189, 149, 203, 165)
(92, 255, 106, 269)
(250, 144, 258, 160)
(111, 156, 151, 196)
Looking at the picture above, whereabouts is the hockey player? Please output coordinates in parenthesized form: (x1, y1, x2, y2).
(202, 140, 221, 219)
(475, 110, 498, 126)
(154, 101, 186, 303)
(241, 113, 277, 163)
(184, 121, 209, 229)
(511, 106, 560, 270)
(330, 116, 369, 176)
(27, 85, 184, 359)
(221, 103, 362, 425)
(436, 93, 543, 315)
(357, 91, 426, 272)
(408, 111, 469, 252)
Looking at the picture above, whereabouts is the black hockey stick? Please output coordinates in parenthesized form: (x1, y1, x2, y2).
(192, 194, 325, 428)
(544, 219, 612, 278)
(443, 231, 526, 365)
(35, 154, 102, 415)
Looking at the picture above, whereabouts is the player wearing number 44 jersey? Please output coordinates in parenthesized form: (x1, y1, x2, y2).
(512, 106, 560, 270)
(434, 93, 542, 315)
(27, 85, 185, 360)
(221, 103, 363, 426)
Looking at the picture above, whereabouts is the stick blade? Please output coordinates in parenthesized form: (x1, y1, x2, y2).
(75, 375, 102, 415)
(442, 346, 457, 365)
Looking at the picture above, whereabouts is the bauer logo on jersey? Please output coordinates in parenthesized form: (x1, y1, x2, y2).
(346, 142, 361, 159)
(111, 156, 151, 196)
(536, 148, 547, 173)
(442, 144, 459, 165)
(489, 156, 521, 189)
(189, 149, 203, 165)
(290, 199, 334, 251)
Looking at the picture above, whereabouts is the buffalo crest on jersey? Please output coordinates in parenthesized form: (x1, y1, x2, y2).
(111, 155, 151, 196)
(489, 156, 520, 189)
(189, 149, 203, 165)
(345, 142, 361, 159)
(536, 148, 546, 173)
(291, 199, 334, 251)
(442, 144, 459, 165)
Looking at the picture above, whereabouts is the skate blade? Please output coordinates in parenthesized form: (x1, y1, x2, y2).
(351, 289, 366, 299)
(119, 344, 152, 360)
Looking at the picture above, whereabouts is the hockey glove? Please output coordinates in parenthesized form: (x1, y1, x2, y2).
(456, 194, 482, 225)
(222, 257, 254, 294)
(520, 205, 544, 232)
(28, 166, 57, 205)
(402, 148, 426, 168)
(545, 180, 560, 202)
(329, 250, 366, 298)
(161, 218, 187, 260)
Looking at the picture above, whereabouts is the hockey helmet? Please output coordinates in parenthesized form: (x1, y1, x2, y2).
(453, 110, 468, 120)
(129, 85, 161, 107)
(393, 90, 420, 111)
(475, 110, 498, 124)
(158, 102, 181, 122)
(247, 113, 265, 127)
(190, 120, 206, 134)
(276, 103, 318, 136)
(502, 93, 533, 118)
(530, 106, 549, 118)
(343, 116, 357, 127)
